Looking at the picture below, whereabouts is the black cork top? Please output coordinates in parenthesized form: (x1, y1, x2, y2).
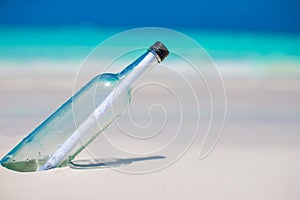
(149, 41, 169, 62)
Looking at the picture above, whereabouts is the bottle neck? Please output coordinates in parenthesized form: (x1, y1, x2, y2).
(118, 50, 159, 81)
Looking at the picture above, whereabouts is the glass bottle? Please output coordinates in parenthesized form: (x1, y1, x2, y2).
(1, 41, 169, 172)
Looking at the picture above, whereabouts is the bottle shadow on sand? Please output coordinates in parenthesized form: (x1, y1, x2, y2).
(69, 155, 166, 170)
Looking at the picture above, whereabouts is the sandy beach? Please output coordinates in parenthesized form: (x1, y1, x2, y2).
(0, 61, 300, 199)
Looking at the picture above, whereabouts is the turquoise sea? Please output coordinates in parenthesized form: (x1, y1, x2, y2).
(0, 26, 299, 75)
(0, 27, 299, 58)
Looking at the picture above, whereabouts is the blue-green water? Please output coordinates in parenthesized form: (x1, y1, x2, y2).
(0, 26, 300, 62)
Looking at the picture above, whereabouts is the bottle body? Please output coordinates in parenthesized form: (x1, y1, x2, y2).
(1, 41, 169, 172)
(1, 73, 129, 172)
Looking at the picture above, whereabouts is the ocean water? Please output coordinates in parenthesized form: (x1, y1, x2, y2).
(0, 27, 299, 61)
(0, 26, 300, 79)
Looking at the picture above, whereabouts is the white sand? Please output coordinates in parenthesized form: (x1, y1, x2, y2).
(0, 64, 300, 199)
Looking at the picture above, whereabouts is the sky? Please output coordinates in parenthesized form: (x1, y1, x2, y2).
(0, 0, 299, 32)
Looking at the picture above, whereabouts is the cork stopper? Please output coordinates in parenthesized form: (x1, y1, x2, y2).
(149, 41, 169, 62)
